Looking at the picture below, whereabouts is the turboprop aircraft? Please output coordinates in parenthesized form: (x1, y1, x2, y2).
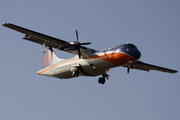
(2, 23, 178, 84)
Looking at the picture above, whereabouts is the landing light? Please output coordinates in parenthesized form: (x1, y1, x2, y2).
(93, 66, 96, 69)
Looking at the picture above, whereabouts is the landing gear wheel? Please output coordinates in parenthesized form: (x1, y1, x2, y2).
(98, 77, 105, 84)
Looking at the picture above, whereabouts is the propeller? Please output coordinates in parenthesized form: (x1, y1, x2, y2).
(76, 30, 79, 42)
(127, 61, 134, 74)
(75, 30, 91, 59)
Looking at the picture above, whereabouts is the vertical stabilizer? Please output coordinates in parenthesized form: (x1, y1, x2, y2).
(43, 44, 64, 68)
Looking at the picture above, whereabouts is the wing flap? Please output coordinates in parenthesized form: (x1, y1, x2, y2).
(23, 37, 60, 48)
(122, 61, 177, 74)
(23, 34, 60, 48)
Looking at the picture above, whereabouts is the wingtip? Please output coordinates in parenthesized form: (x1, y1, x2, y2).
(171, 70, 178, 74)
(2, 23, 10, 26)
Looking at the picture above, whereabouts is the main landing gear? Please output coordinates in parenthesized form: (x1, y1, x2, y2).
(72, 70, 79, 77)
(98, 74, 110, 84)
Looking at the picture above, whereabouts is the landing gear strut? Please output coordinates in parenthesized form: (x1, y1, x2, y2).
(72, 70, 79, 77)
(98, 74, 110, 84)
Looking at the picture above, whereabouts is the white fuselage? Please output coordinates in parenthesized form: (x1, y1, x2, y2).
(37, 48, 138, 79)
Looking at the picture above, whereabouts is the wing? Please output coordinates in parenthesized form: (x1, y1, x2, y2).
(122, 61, 177, 74)
(2, 23, 95, 55)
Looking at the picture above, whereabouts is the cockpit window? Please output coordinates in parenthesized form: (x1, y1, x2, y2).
(121, 44, 128, 48)
(129, 44, 137, 48)
(121, 44, 138, 49)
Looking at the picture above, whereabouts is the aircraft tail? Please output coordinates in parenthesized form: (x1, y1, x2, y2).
(43, 44, 64, 68)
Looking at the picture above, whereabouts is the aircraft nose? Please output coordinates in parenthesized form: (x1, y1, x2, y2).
(125, 49, 141, 59)
(135, 50, 141, 59)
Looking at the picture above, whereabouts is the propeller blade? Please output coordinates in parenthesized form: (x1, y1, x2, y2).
(80, 42, 91, 45)
(76, 30, 79, 42)
(127, 67, 130, 74)
(76, 30, 80, 58)
(78, 47, 81, 59)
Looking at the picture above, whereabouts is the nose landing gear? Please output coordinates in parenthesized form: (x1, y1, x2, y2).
(98, 74, 110, 84)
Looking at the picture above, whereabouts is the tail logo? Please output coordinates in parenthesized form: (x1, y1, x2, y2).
(43, 52, 53, 66)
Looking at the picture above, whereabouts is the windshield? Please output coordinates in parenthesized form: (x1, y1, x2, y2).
(121, 44, 138, 49)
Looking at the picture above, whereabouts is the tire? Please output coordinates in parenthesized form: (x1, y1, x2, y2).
(98, 77, 105, 84)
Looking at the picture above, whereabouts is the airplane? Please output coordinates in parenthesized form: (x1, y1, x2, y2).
(2, 23, 178, 84)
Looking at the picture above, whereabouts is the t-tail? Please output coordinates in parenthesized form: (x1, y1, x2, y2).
(43, 44, 64, 68)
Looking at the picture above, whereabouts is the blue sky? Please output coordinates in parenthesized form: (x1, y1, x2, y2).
(0, 0, 180, 120)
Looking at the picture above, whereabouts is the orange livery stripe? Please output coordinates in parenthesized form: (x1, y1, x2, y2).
(37, 52, 137, 75)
